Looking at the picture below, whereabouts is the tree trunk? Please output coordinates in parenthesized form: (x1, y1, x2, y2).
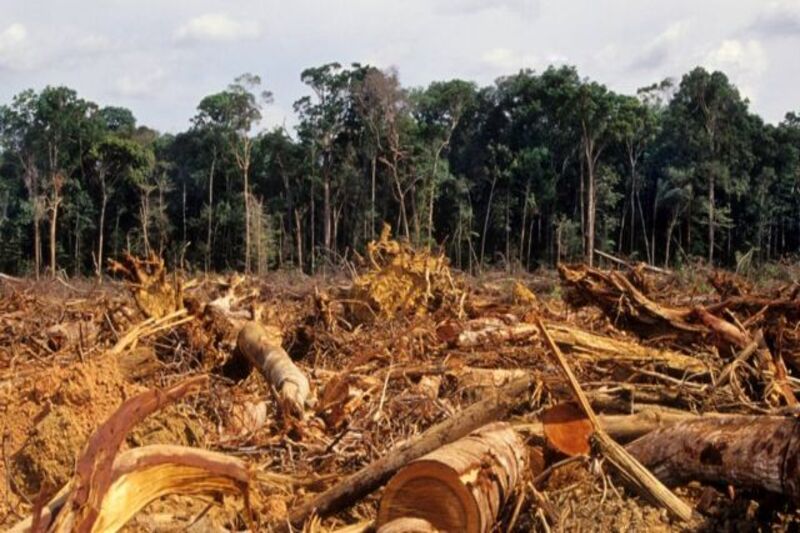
(206, 151, 216, 273)
(708, 170, 715, 264)
(584, 145, 596, 267)
(377, 422, 526, 533)
(97, 188, 107, 279)
(479, 173, 498, 269)
(626, 416, 800, 499)
(49, 187, 60, 278)
(323, 159, 332, 255)
(243, 151, 251, 274)
(294, 210, 304, 272)
(371, 156, 377, 240)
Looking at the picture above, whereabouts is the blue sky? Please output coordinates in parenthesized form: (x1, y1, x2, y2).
(0, 0, 797, 132)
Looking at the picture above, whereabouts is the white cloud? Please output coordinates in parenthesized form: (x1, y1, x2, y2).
(114, 67, 166, 98)
(174, 13, 260, 43)
(481, 47, 538, 72)
(435, 0, 539, 15)
(704, 39, 767, 100)
(0, 23, 31, 69)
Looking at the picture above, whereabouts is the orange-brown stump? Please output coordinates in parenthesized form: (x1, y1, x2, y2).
(377, 422, 526, 533)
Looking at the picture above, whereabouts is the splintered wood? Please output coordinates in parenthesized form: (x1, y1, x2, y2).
(6, 250, 800, 532)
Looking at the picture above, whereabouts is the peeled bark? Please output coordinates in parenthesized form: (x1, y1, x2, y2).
(236, 321, 310, 417)
(626, 416, 800, 499)
(377, 422, 526, 533)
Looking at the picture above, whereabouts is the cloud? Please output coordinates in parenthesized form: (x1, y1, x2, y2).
(114, 67, 166, 98)
(629, 21, 690, 71)
(0, 23, 31, 70)
(481, 47, 538, 72)
(704, 39, 767, 100)
(747, 1, 800, 38)
(174, 13, 260, 43)
(434, 0, 539, 15)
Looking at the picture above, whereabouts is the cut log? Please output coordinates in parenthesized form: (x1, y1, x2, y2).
(376, 422, 526, 533)
(236, 321, 310, 417)
(626, 415, 800, 499)
(288, 374, 538, 527)
(541, 403, 592, 456)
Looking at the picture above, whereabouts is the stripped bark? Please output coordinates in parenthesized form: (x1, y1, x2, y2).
(377, 517, 438, 533)
(377, 422, 526, 533)
(236, 321, 310, 417)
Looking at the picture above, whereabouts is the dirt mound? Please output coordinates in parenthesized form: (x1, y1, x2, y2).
(4, 356, 139, 500)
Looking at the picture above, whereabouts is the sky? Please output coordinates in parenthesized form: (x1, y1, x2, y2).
(0, 0, 798, 133)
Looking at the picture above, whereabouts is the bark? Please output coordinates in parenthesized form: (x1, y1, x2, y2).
(708, 170, 715, 264)
(626, 416, 800, 500)
(377, 422, 526, 533)
(236, 321, 310, 417)
(288, 374, 537, 526)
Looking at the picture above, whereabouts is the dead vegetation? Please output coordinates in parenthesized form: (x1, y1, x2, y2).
(3, 234, 800, 531)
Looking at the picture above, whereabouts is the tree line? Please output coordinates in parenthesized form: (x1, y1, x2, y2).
(0, 64, 798, 277)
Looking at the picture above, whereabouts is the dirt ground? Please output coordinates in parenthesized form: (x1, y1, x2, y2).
(3, 249, 800, 532)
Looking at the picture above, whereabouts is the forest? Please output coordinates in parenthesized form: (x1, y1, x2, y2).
(1, 63, 799, 277)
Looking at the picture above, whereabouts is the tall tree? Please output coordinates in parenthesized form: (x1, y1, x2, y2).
(194, 74, 271, 272)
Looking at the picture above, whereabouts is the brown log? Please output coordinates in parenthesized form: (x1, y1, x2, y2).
(288, 374, 538, 527)
(377, 422, 526, 533)
(236, 321, 310, 417)
(626, 416, 800, 499)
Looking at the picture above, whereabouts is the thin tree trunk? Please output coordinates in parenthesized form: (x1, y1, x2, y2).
(49, 186, 60, 278)
(479, 173, 498, 268)
(370, 156, 377, 240)
(206, 152, 216, 273)
(97, 190, 107, 279)
(708, 171, 715, 264)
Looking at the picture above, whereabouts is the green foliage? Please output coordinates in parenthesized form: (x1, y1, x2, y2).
(0, 64, 799, 276)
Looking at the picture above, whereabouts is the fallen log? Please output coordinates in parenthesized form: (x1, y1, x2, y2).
(626, 416, 800, 499)
(376, 422, 526, 533)
(288, 373, 538, 527)
(438, 318, 706, 374)
(236, 321, 310, 418)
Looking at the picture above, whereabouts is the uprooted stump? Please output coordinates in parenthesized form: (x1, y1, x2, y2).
(376, 422, 527, 533)
(108, 252, 183, 319)
(344, 224, 465, 324)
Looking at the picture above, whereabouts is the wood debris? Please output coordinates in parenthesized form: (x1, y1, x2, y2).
(5, 248, 800, 531)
